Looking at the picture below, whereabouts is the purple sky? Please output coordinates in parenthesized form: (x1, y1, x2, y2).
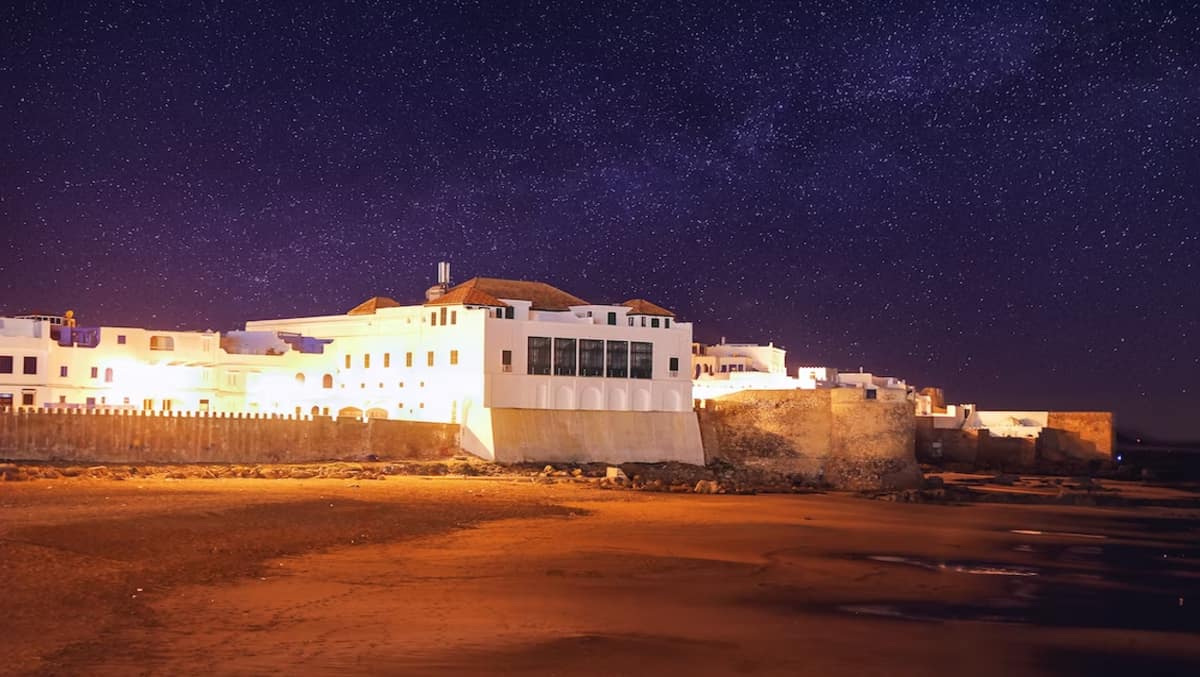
(3, 1, 1197, 439)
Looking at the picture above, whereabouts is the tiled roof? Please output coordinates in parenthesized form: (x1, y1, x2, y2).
(441, 277, 587, 311)
(425, 285, 509, 307)
(621, 298, 675, 317)
(347, 296, 401, 315)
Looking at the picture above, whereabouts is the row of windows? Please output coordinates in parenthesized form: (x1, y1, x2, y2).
(0, 356, 38, 375)
(344, 350, 460, 370)
(526, 338, 675, 379)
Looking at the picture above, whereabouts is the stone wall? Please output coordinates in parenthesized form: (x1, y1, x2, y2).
(697, 389, 921, 490)
(487, 408, 705, 466)
(915, 411, 1114, 471)
(1043, 411, 1114, 465)
(0, 409, 460, 463)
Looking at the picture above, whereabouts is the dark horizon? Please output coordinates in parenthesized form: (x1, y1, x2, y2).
(3, 1, 1197, 440)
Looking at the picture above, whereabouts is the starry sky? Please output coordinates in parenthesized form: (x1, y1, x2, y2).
(2, 1, 1198, 439)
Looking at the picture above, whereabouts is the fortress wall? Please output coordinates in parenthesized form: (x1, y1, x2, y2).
(698, 389, 921, 490)
(1042, 411, 1114, 466)
(487, 408, 705, 466)
(0, 409, 459, 463)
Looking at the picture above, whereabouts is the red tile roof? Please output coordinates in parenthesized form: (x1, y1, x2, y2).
(621, 298, 675, 317)
(347, 296, 402, 315)
(437, 277, 587, 311)
(425, 285, 509, 307)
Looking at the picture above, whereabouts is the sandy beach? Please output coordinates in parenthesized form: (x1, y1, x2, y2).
(2, 474, 1198, 676)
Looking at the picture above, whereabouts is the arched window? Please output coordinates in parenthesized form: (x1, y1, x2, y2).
(295, 373, 306, 384)
(104, 367, 114, 383)
(321, 374, 333, 389)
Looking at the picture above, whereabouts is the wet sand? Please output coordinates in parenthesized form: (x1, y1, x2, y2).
(2, 476, 1198, 676)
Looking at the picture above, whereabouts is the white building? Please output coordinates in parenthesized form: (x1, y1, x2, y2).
(1, 268, 699, 462)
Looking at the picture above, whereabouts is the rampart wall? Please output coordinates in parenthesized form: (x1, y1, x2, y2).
(487, 409, 705, 465)
(915, 411, 1114, 471)
(697, 389, 921, 490)
(0, 409, 459, 463)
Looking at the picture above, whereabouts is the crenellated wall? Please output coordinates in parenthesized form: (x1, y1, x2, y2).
(0, 409, 459, 463)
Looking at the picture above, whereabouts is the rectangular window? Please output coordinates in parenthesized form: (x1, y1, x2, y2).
(607, 311, 617, 326)
(651, 318, 660, 328)
(641, 317, 647, 327)
(665, 319, 671, 329)
(495, 308, 503, 318)
(440, 307, 448, 326)
(450, 350, 459, 365)
(90, 366, 99, 379)
(430, 311, 437, 326)
(505, 306, 514, 319)
(143, 398, 154, 411)
(363, 354, 371, 369)
(22, 356, 36, 374)
(628, 317, 634, 326)
(630, 341, 653, 379)
(405, 352, 413, 367)
(60, 365, 68, 377)
(501, 349, 513, 372)
(579, 339, 604, 377)
(104, 368, 113, 383)
(606, 341, 628, 378)
(426, 351, 434, 367)
(553, 338, 577, 376)
(866, 389, 878, 400)
(384, 353, 391, 368)
(527, 337, 551, 375)
(22, 390, 35, 406)
(0, 356, 11, 373)
(199, 399, 210, 412)
(117, 334, 126, 344)
(345, 354, 351, 369)
(450, 310, 457, 325)
(149, 335, 174, 351)
(669, 357, 680, 375)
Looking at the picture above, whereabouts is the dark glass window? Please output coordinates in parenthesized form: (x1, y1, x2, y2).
(651, 318, 660, 328)
(606, 341, 628, 378)
(0, 356, 11, 374)
(607, 311, 617, 326)
(579, 339, 604, 377)
(501, 350, 513, 370)
(665, 319, 670, 329)
(630, 342, 653, 379)
(117, 334, 126, 344)
(505, 306, 515, 319)
(90, 366, 98, 378)
(866, 389, 877, 400)
(527, 337, 551, 375)
(553, 338, 577, 376)
(23, 356, 37, 374)
(669, 357, 679, 373)
(495, 308, 503, 318)
(60, 366, 68, 377)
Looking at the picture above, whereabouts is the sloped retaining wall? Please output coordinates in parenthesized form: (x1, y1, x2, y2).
(0, 409, 460, 463)
(487, 408, 705, 465)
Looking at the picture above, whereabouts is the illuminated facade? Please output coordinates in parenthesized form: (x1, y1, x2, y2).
(0, 272, 694, 460)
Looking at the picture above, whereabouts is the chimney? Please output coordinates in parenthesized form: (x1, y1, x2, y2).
(425, 261, 452, 302)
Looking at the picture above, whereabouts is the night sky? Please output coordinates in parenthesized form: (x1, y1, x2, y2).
(2, 1, 1197, 439)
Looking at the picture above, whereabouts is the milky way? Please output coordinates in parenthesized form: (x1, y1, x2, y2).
(2, 1, 1198, 438)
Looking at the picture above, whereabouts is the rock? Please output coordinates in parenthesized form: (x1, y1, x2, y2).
(551, 470, 570, 478)
(571, 468, 583, 478)
(693, 479, 720, 494)
(290, 469, 316, 479)
(542, 465, 556, 474)
(605, 466, 628, 481)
